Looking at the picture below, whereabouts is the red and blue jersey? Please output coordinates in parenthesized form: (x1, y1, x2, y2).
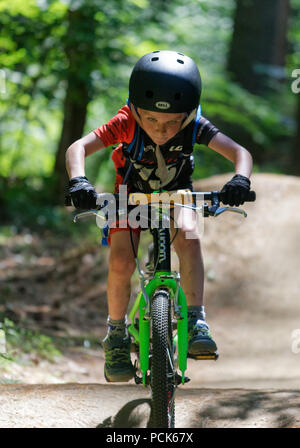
(94, 105, 219, 193)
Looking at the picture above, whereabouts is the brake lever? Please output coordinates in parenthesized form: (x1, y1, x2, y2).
(214, 206, 247, 218)
(73, 210, 105, 223)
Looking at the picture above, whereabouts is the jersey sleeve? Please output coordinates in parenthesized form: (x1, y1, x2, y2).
(93, 105, 136, 147)
(195, 116, 220, 146)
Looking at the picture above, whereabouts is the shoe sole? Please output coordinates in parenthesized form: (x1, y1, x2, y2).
(188, 339, 217, 356)
(104, 367, 135, 383)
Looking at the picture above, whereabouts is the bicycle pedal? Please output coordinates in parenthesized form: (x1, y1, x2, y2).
(187, 352, 219, 361)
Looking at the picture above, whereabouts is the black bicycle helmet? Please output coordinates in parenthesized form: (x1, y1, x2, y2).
(129, 50, 202, 113)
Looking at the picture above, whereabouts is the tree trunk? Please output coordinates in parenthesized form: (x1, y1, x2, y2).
(52, 8, 96, 204)
(227, 0, 289, 94)
(53, 79, 89, 203)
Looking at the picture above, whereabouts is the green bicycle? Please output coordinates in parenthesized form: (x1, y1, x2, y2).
(69, 188, 256, 428)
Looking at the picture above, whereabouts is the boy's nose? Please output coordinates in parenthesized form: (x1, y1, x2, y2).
(156, 123, 167, 134)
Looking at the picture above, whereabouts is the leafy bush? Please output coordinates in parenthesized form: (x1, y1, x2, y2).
(0, 318, 61, 362)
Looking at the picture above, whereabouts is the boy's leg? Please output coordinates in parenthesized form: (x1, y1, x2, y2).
(107, 229, 140, 320)
(171, 206, 217, 355)
(103, 229, 140, 382)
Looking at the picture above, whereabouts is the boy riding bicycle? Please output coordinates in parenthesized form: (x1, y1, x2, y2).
(65, 51, 253, 382)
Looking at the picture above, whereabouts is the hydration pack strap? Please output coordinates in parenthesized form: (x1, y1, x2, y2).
(177, 105, 202, 160)
(192, 105, 202, 145)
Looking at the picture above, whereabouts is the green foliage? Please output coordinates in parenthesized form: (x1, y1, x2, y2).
(0, 175, 101, 240)
(1, 176, 65, 230)
(0, 0, 298, 229)
(0, 0, 173, 181)
(0, 318, 61, 362)
(193, 144, 233, 180)
(203, 74, 293, 145)
(287, 0, 300, 68)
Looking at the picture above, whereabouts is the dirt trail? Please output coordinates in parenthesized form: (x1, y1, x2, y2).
(1, 384, 300, 428)
(1, 173, 300, 428)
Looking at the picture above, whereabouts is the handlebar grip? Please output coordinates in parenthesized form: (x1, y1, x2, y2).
(219, 190, 256, 204)
(247, 191, 256, 202)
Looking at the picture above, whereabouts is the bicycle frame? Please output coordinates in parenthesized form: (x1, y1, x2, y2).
(128, 206, 188, 387)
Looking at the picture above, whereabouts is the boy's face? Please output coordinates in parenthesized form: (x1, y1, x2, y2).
(138, 108, 186, 146)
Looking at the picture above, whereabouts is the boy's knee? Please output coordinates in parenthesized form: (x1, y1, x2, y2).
(109, 250, 136, 276)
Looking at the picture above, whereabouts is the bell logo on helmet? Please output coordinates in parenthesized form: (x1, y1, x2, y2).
(155, 101, 171, 110)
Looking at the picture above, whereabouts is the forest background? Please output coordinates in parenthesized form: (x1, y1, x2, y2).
(1, 0, 299, 229)
(0, 0, 299, 362)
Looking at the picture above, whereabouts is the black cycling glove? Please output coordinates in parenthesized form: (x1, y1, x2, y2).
(68, 176, 97, 209)
(220, 174, 251, 206)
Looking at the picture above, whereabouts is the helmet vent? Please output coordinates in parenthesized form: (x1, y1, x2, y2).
(151, 57, 159, 62)
(146, 90, 154, 98)
(177, 59, 184, 64)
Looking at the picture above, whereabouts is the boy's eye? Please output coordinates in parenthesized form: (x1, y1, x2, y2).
(147, 117, 178, 124)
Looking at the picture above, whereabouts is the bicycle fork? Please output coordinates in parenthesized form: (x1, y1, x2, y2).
(128, 277, 188, 386)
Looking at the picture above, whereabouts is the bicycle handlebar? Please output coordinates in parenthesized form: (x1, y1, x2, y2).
(65, 189, 256, 207)
(65, 188, 256, 220)
(126, 189, 256, 205)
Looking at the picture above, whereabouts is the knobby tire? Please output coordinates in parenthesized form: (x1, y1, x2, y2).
(151, 290, 175, 428)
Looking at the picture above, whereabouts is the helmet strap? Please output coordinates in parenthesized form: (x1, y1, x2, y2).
(180, 108, 197, 131)
(129, 102, 143, 128)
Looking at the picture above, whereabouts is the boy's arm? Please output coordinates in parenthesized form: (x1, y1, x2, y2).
(65, 105, 133, 208)
(66, 131, 105, 179)
(208, 132, 253, 178)
(207, 132, 253, 206)
(65, 132, 105, 209)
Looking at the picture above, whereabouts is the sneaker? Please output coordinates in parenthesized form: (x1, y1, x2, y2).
(102, 328, 135, 382)
(188, 320, 217, 355)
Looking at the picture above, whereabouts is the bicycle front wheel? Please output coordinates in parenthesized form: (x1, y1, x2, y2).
(151, 290, 175, 428)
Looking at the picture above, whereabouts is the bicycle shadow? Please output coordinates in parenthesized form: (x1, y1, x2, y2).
(96, 398, 153, 428)
(191, 390, 300, 428)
